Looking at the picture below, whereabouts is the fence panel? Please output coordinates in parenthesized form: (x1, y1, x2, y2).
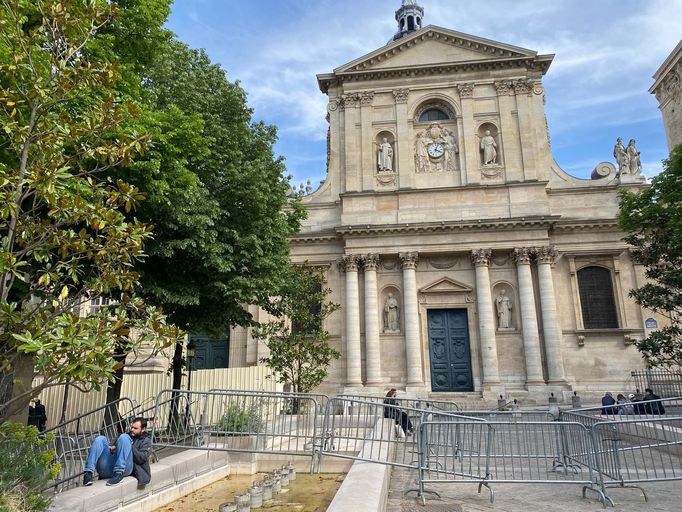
(591, 417, 682, 502)
(561, 397, 682, 428)
(151, 389, 322, 470)
(417, 420, 602, 505)
(42, 398, 138, 493)
(631, 370, 682, 399)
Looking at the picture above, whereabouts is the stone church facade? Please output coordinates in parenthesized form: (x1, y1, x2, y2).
(231, 2, 659, 402)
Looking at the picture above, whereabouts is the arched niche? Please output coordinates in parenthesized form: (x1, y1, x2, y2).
(492, 282, 516, 331)
(477, 121, 501, 167)
(375, 130, 396, 174)
(380, 286, 402, 334)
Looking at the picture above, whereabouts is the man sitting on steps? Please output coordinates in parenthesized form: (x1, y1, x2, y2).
(82, 417, 152, 488)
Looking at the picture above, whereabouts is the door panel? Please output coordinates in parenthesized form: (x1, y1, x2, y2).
(428, 309, 473, 392)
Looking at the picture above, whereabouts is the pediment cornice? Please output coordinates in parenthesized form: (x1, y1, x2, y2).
(420, 277, 473, 295)
(318, 26, 553, 92)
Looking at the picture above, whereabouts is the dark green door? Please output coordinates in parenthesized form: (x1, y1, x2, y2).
(428, 309, 473, 392)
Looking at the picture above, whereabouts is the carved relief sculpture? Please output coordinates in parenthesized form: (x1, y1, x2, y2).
(495, 288, 513, 329)
(377, 138, 394, 173)
(383, 293, 401, 333)
(414, 122, 458, 173)
(480, 130, 497, 165)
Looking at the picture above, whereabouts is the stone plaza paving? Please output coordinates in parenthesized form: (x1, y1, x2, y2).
(387, 463, 682, 512)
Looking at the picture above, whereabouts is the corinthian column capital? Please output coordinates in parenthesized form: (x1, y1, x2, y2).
(512, 247, 535, 265)
(471, 249, 492, 267)
(537, 246, 559, 265)
(363, 253, 380, 271)
(399, 252, 419, 270)
(339, 254, 360, 272)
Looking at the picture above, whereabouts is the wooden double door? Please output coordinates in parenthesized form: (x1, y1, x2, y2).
(427, 309, 473, 392)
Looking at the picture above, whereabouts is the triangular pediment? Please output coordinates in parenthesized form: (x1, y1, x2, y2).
(335, 25, 537, 73)
(420, 277, 473, 295)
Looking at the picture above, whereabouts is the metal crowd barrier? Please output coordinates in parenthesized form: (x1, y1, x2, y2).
(417, 419, 604, 504)
(338, 394, 460, 413)
(590, 417, 682, 504)
(561, 396, 682, 429)
(151, 389, 324, 471)
(42, 397, 138, 492)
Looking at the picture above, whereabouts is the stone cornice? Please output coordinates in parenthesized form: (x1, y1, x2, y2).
(318, 56, 553, 93)
(551, 220, 620, 233)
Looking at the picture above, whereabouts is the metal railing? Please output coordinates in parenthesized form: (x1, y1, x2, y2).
(561, 397, 682, 429)
(631, 369, 682, 399)
(338, 394, 460, 413)
(42, 398, 138, 492)
(150, 389, 324, 471)
(417, 420, 603, 504)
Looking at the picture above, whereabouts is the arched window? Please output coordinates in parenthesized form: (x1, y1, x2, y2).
(418, 108, 449, 122)
(577, 266, 619, 329)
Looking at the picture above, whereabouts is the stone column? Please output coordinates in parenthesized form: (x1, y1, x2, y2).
(360, 92, 375, 190)
(400, 252, 423, 386)
(327, 97, 342, 197)
(363, 254, 382, 386)
(536, 246, 567, 384)
(471, 249, 500, 385)
(512, 248, 544, 384)
(458, 83, 477, 186)
(343, 93, 361, 192)
(341, 254, 363, 387)
(393, 88, 410, 188)
(495, 81, 522, 182)
(513, 80, 537, 181)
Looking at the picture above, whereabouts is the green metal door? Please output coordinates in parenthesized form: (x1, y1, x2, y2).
(428, 309, 473, 392)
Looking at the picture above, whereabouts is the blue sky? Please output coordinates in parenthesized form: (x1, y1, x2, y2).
(166, 0, 681, 189)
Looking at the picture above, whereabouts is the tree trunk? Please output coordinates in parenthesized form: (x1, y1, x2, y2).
(1, 353, 35, 423)
(101, 346, 127, 432)
(168, 340, 185, 429)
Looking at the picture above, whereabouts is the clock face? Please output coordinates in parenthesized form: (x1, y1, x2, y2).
(428, 142, 444, 158)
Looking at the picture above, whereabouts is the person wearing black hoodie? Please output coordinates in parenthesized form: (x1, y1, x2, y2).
(82, 417, 152, 488)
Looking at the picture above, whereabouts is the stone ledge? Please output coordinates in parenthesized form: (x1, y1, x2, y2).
(327, 418, 394, 512)
(48, 448, 229, 512)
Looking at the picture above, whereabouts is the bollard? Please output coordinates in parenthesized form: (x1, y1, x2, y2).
(287, 462, 296, 481)
(279, 468, 290, 487)
(219, 504, 237, 512)
(571, 391, 581, 409)
(271, 476, 281, 495)
(235, 493, 251, 512)
(261, 479, 273, 501)
(548, 393, 560, 419)
(249, 484, 263, 509)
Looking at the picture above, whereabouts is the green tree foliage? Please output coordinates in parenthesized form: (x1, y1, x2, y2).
(0, 0, 181, 420)
(618, 145, 682, 367)
(0, 423, 59, 511)
(254, 266, 340, 395)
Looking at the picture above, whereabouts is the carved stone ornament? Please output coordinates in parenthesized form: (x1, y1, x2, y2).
(399, 252, 419, 270)
(494, 81, 514, 96)
(414, 122, 458, 173)
(327, 98, 341, 112)
(376, 173, 397, 187)
(393, 88, 410, 103)
(663, 67, 681, 103)
(363, 253, 380, 271)
(513, 80, 532, 96)
(343, 93, 361, 108)
(457, 83, 475, 98)
(532, 80, 545, 95)
(427, 256, 459, 269)
(471, 249, 492, 267)
(537, 246, 558, 265)
(512, 247, 535, 265)
(339, 254, 360, 272)
(360, 91, 375, 107)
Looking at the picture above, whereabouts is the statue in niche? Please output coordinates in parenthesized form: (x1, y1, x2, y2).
(480, 130, 498, 165)
(377, 138, 394, 173)
(495, 288, 513, 329)
(383, 293, 401, 333)
(625, 139, 642, 176)
(443, 128, 459, 172)
(613, 137, 628, 175)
